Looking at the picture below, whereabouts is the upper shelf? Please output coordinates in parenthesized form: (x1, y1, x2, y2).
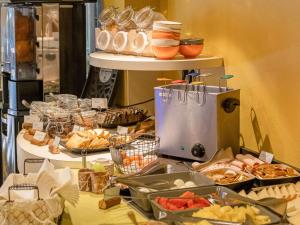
(89, 52, 224, 71)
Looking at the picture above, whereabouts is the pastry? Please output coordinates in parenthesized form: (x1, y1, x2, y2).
(48, 139, 60, 154)
(23, 132, 34, 142)
(30, 134, 50, 146)
(66, 133, 90, 149)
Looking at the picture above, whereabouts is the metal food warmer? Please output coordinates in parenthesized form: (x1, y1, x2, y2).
(155, 83, 240, 161)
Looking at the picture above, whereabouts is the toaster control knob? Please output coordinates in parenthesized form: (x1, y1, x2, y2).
(191, 143, 205, 158)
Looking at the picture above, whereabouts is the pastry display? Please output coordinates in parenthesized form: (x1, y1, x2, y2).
(202, 168, 254, 185)
(64, 129, 111, 151)
(252, 163, 299, 179)
(192, 204, 271, 225)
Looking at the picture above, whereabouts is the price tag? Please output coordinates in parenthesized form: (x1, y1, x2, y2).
(117, 126, 128, 135)
(98, 114, 106, 124)
(259, 151, 274, 163)
(92, 98, 108, 109)
(32, 122, 43, 131)
(24, 115, 40, 123)
(72, 125, 80, 132)
(53, 136, 61, 147)
(33, 131, 46, 141)
(79, 126, 85, 131)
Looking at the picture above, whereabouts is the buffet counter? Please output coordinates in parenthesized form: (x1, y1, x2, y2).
(17, 130, 112, 174)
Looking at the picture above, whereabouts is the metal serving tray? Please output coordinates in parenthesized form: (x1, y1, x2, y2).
(129, 172, 215, 212)
(60, 142, 109, 154)
(200, 169, 256, 191)
(148, 186, 281, 224)
(253, 164, 300, 186)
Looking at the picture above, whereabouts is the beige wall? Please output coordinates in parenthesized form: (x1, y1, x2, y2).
(101, 0, 300, 167)
(167, 0, 300, 167)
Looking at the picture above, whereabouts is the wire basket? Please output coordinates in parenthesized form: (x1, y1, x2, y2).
(110, 134, 160, 175)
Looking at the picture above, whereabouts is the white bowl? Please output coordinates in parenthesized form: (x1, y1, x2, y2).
(153, 20, 182, 30)
(151, 38, 180, 47)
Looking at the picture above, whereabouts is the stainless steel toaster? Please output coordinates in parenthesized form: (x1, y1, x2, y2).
(155, 84, 240, 161)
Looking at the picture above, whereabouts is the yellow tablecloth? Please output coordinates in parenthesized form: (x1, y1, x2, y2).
(62, 192, 147, 225)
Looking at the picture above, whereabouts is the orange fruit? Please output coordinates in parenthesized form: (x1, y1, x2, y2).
(123, 158, 131, 166)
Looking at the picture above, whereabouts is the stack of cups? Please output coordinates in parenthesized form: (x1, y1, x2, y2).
(151, 21, 182, 59)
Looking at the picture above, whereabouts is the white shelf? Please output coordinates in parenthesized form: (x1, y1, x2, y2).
(89, 52, 224, 71)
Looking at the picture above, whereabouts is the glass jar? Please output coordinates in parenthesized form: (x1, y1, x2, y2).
(96, 29, 115, 52)
(98, 6, 117, 30)
(45, 110, 72, 138)
(115, 6, 136, 31)
(56, 94, 78, 111)
(78, 98, 92, 111)
(134, 6, 166, 31)
(73, 110, 97, 129)
(131, 7, 165, 56)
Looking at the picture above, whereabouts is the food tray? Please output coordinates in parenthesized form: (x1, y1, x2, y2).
(148, 186, 281, 224)
(129, 172, 215, 212)
(253, 164, 300, 186)
(200, 168, 255, 191)
(60, 141, 109, 154)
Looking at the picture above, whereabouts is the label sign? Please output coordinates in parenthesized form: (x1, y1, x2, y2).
(92, 98, 108, 109)
(33, 131, 46, 141)
(53, 136, 61, 147)
(117, 126, 128, 135)
(72, 125, 80, 132)
(259, 151, 274, 163)
(32, 122, 43, 131)
(24, 115, 40, 123)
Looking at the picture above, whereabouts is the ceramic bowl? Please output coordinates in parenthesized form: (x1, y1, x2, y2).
(152, 30, 180, 40)
(153, 20, 182, 30)
(152, 45, 179, 60)
(179, 44, 204, 58)
(151, 39, 180, 47)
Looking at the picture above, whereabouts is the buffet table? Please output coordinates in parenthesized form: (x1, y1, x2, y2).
(62, 192, 147, 225)
(17, 130, 112, 174)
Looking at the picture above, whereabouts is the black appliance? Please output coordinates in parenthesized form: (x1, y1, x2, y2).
(0, 0, 95, 183)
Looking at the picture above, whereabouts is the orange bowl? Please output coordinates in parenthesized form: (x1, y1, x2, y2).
(152, 45, 179, 60)
(179, 44, 203, 58)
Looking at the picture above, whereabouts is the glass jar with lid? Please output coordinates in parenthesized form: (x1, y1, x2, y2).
(132, 6, 166, 56)
(98, 6, 117, 31)
(45, 109, 72, 138)
(73, 110, 97, 129)
(113, 6, 136, 54)
(78, 98, 92, 111)
(56, 94, 78, 112)
(96, 7, 118, 52)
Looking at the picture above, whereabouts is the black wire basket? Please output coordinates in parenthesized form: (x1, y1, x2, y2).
(110, 134, 160, 175)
